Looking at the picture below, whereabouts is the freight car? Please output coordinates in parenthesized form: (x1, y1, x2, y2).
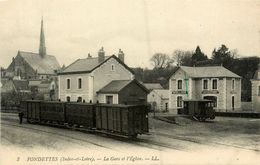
(22, 100, 149, 138)
(179, 99, 215, 121)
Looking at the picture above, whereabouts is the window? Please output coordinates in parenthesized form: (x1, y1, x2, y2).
(212, 79, 218, 90)
(67, 79, 70, 89)
(232, 96, 235, 110)
(258, 86, 260, 96)
(77, 97, 82, 102)
(78, 78, 82, 89)
(66, 96, 70, 102)
(106, 95, 113, 104)
(51, 84, 55, 90)
(203, 79, 208, 90)
(177, 80, 182, 90)
(232, 79, 235, 90)
(177, 96, 183, 108)
(111, 64, 115, 71)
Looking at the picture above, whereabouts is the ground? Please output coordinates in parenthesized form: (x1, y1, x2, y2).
(1, 112, 259, 165)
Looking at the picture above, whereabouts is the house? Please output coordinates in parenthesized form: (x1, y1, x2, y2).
(5, 19, 60, 80)
(169, 66, 241, 113)
(251, 63, 260, 111)
(97, 79, 149, 105)
(147, 89, 169, 112)
(58, 47, 135, 103)
(28, 77, 59, 100)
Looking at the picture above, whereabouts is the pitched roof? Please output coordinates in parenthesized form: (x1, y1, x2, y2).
(252, 63, 260, 80)
(153, 89, 169, 99)
(143, 83, 163, 90)
(176, 66, 240, 78)
(97, 79, 149, 94)
(13, 80, 29, 91)
(18, 51, 60, 74)
(59, 55, 134, 75)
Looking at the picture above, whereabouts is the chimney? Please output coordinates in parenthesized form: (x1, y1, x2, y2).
(98, 47, 105, 63)
(118, 49, 124, 63)
(87, 53, 92, 58)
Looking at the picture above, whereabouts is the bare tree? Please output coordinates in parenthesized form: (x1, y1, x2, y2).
(150, 53, 174, 69)
(172, 50, 193, 66)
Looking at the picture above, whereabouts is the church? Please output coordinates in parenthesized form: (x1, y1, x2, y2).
(6, 19, 60, 80)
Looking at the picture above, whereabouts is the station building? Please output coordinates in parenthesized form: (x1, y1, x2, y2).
(169, 66, 241, 113)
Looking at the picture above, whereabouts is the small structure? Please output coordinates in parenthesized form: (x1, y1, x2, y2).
(169, 66, 241, 113)
(96, 79, 149, 105)
(251, 63, 260, 111)
(147, 89, 169, 112)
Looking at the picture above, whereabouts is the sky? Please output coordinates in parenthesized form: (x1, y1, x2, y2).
(0, 0, 260, 69)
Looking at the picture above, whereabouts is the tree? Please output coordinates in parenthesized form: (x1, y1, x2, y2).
(191, 46, 208, 65)
(150, 53, 174, 69)
(172, 50, 193, 66)
(212, 44, 235, 70)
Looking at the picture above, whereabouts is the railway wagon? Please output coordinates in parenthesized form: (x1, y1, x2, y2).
(24, 100, 149, 138)
(19, 101, 28, 117)
(40, 101, 65, 123)
(95, 104, 149, 138)
(65, 102, 96, 128)
(26, 100, 41, 123)
(181, 99, 215, 121)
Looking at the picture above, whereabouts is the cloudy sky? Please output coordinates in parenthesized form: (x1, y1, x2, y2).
(0, 0, 260, 68)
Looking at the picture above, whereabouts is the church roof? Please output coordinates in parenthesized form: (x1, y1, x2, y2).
(173, 66, 240, 78)
(60, 55, 134, 75)
(18, 51, 60, 75)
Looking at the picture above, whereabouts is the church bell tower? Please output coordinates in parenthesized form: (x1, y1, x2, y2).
(39, 18, 46, 58)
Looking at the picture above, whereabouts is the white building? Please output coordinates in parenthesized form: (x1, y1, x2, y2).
(169, 66, 241, 114)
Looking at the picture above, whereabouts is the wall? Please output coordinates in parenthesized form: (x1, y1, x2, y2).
(169, 68, 189, 114)
(59, 73, 90, 102)
(97, 93, 118, 104)
(92, 58, 133, 102)
(6, 54, 37, 79)
(119, 81, 147, 105)
(251, 80, 260, 111)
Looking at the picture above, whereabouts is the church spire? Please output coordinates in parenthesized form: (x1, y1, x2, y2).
(39, 17, 46, 58)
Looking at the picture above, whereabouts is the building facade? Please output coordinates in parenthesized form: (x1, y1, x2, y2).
(58, 47, 135, 103)
(251, 63, 260, 111)
(169, 66, 241, 114)
(147, 89, 169, 112)
(97, 79, 149, 105)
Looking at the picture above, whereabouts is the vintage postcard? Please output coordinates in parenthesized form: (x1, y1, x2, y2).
(0, 0, 260, 164)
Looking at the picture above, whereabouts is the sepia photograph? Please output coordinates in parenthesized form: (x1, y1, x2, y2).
(0, 0, 259, 164)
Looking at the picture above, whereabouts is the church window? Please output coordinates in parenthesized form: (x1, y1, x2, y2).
(232, 79, 235, 90)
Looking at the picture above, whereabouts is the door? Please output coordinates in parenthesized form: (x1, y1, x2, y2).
(232, 96, 235, 110)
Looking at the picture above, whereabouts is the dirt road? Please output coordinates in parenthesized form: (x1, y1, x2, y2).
(1, 112, 259, 165)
